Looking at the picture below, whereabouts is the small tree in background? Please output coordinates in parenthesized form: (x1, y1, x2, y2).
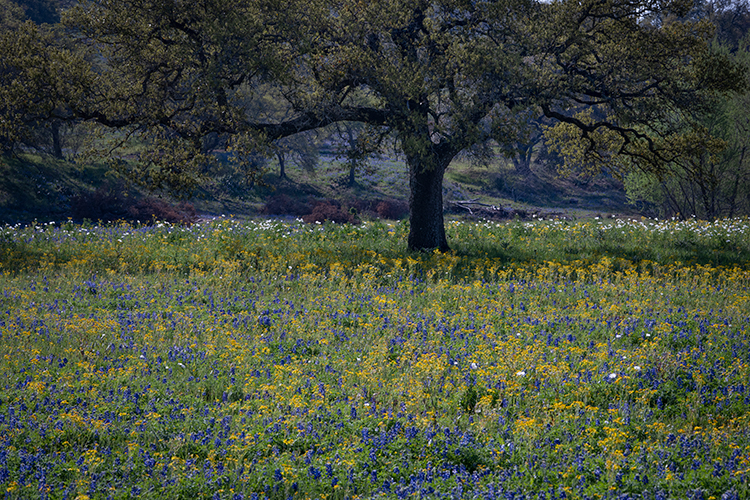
(622, 42, 750, 219)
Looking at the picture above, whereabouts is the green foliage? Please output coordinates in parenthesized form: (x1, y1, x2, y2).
(459, 384, 479, 414)
(0, 21, 91, 153)
(0, 0, 25, 30)
(623, 38, 750, 219)
(623, 169, 667, 217)
(544, 109, 633, 178)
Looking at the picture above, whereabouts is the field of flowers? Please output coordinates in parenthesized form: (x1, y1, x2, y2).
(1, 216, 749, 499)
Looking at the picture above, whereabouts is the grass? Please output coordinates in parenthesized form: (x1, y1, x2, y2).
(1, 217, 749, 499)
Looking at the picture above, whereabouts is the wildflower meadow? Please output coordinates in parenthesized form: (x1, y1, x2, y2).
(1, 216, 749, 500)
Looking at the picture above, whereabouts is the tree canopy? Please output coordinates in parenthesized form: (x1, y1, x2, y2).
(2, 0, 746, 249)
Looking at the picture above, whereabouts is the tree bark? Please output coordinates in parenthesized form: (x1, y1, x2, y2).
(51, 121, 63, 159)
(276, 151, 286, 179)
(345, 125, 356, 187)
(348, 160, 356, 187)
(406, 149, 452, 252)
(512, 154, 533, 178)
(512, 143, 535, 178)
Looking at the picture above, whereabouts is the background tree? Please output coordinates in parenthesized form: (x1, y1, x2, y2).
(331, 122, 391, 187)
(623, 39, 750, 218)
(490, 109, 554, 179)
(699, 0, 750, 50)
(547, 0, 750, 219)
(54, 0, 746, 250)
(274, 132, 321, 180)
(234, 83, 322, 180)
(0, 20, 90, 157)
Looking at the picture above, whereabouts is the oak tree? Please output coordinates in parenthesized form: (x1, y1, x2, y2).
(56, 0, 746, 249)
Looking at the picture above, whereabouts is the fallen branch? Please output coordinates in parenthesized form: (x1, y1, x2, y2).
(448, 199, 505, 214)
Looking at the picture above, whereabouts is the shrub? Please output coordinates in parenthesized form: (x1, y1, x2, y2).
(71, 184, 129, 222)
(375, 199, 409, 220)
(262, 194, 312, 216)
(302, 200, 359, 224)
(71, 184, 196, 225)
(127, 198, 197, 225)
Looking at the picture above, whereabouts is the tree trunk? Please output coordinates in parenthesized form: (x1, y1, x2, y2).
(512, 143, 534, 178)
(51, 122, 63, 159)
(276, 151, 286, 179)
(727, 145, 746, 218)
(346, 126, 356, 187)
(348, 160, 356, 186)
(406, 150, 452, 252)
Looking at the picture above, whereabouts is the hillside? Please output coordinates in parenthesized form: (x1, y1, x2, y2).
(0, 152, 635, 225)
